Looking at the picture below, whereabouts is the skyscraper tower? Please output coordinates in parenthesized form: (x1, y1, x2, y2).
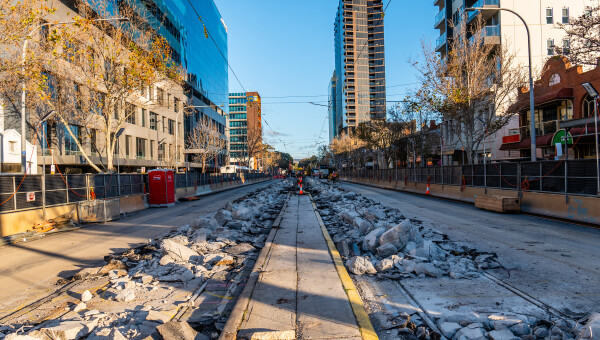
(331, 0, 386, 139)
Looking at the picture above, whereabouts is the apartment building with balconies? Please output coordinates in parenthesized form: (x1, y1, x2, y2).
(331, 0, 387, 139)
(434, 0, 600, 164)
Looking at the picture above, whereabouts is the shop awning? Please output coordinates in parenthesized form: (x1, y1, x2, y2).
(507, 88, 573, 113)
(499, 134, 554, 150)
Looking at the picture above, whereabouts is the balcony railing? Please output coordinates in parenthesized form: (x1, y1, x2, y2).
(434, 9, 446, 28)
(435, 32, 448, 51)
(467, 0, 500, 22)
(469, 25, 500, 44)
(520, 120, 559, 138)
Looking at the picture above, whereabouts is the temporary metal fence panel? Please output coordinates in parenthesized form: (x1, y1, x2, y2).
(342, 159, 599, 197)
(79, 198, 121, 223)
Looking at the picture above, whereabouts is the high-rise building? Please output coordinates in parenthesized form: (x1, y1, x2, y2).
(328, 73, 339, 142)
(433, 0, 600, 163)
(331, 0, 386, 139)
(228, 92, 262, 169)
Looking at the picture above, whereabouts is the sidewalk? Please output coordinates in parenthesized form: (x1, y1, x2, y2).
(224, 194, 369, 340)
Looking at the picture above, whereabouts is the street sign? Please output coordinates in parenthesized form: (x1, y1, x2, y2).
(50, 164, 55, 175)
(141, 167, 146, 174)
(26, 192, 35, 202)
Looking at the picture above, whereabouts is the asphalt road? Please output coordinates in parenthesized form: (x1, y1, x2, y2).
(339, 181, 600, 317)
(0, 180, 276, 315)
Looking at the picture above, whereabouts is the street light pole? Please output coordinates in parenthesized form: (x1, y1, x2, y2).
(468, 7, 536, 161)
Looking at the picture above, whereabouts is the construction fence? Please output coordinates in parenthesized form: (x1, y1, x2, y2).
(342, 158, 599, 196)
(0, 171, 270, 214)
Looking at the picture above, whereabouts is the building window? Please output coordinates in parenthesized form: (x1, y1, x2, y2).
(174, 97, 179, 113)
(157, 87, 165, 106)
(563, 39, 570, 55)
(150, 112, 158, 130)
(168, 119, 175, 135)
(8, 141, 16, 153)
(547, 39, 555, 55)
(125, 135, 131, 157)
(583, 95, 595, 118)
(148, 86, 154, 100)
(65, 125, 82, 155)
(136, 137, 146, 159)
(90, 129, 98, 156)
(584, 7, 592, 17)
(141, 108, 147, 127)
(162, 116, 166, 132)
(125, 103, 136, 124)
(546, 8, 553, 24)
(150, 140, 154, 159)
(562, 8, 569, 24)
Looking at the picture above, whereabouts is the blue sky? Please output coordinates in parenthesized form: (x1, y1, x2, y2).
(213, 0, 437, 159)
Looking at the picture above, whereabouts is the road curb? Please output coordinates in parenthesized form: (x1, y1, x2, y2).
(309, 194, 379, 340)
(218, 193, 290, 340)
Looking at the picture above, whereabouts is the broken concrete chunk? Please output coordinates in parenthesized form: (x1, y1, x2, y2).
(346, 256, 377, 275)
(414, 263, 444, 277)
(376, 243, 398, 257)
(39, 319, 98, 340)
(579, 312, 600, 340)
(81, 290, 93, 302)
(454, 325, 486, 340)
(73, 302, 87, 312)
(378, 219, 412, 250)
(232, 206, 254, 221)
(214, 209, 233, 227)
(169, 235, 189, 246)
(439, 322, 462, 338)
(161, 239, 199, 263)
(115, 289, 136, 302)
(363, 227, 385, 252)
(489, 330, 521, 340)
(225, 243, 256, 255)
(352, 217, 371, 233)
(146, 310, 171, 324)
(156, 321, 199, 340)
(375, 258, 394, 272)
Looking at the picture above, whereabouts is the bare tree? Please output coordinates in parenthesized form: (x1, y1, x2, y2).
(557, 7, 600, 68)
(330, 133, 366, 170)
(26, 0, 184, 172)
(244, 126, 263, 169)
(0, 0, 56, 137)
(186, 115, 225, 173)
(413, 16, 528, 164)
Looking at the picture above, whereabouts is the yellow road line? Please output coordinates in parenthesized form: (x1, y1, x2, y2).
(309, 194, 379, 340)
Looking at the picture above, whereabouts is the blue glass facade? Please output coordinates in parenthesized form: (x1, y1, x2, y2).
(134, 0, 229, 112)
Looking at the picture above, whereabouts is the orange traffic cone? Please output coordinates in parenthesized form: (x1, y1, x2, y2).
(425, 184, 430, 195)
(299, 183, 304, 195)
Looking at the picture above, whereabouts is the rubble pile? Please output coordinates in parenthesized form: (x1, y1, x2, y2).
(309, 178, 500, 280)
(1, 180, 291, 340)
(308, 178, 589, 340)
(433, 312, 583, 340)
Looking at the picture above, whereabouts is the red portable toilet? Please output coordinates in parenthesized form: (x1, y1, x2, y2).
(148, 169, 176, 207)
